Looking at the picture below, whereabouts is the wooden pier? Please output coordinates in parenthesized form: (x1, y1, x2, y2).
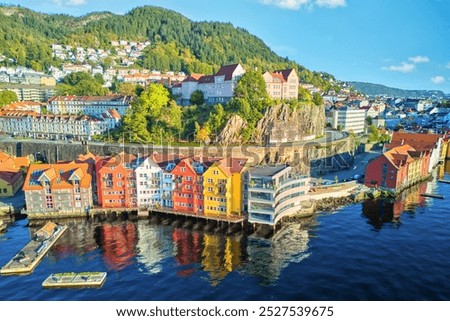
(1, 222, 67, 275)
(147, 207, 245, 225)
(89, 205, 245, 225)
(420, 193, 445, 199)
(42, 272, 107, 289)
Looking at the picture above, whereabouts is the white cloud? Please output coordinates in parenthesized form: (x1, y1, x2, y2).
(431, 76, 445, 84)
(67, 0, 86, 5)
(260, 0, 346, 10)
(408, 56, 430, 64)
(383, 62, 416, 73)
(315, 0, 347, 8)
(53, 0, 86, 5)
(260, 0, 310, 10)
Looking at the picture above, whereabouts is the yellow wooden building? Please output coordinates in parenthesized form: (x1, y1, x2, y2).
(203, 158, 247, 216)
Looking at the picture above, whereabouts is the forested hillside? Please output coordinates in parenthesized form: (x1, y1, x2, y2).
(0, 5, 337, 91)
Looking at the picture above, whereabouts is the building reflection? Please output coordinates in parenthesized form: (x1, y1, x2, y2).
(172, 228, 202, 277)
(243, 221, 311, 285)
(94, 222, 137, 271)
(201, 233, 244, 286)
(362, 182, 428, 229)
(30, 218, 98, 261)
(135, 221, 173, 275)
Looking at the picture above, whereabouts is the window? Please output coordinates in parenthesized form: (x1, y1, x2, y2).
(117, 173, 122, 178)
(208, 187, 213, 192)
(213, 170, 219, 175)
(75, 187, 81, 193)
(180, 167, 186, 172)
(207, 178, 213, 183)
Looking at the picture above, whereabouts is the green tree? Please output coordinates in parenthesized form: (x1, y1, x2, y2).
(233, 70, 271, 114)
(122, 105, 151, 142)
(312, 92, 324, 106)
(190, 90, 204, 106)
(116, 82, 139, 96)
(138, 83, 170, 118)
(366, 116, 373, 126)
(298, 87, 312, 102)
(57, 72, 108, 96)
(0, 90, 18, 107)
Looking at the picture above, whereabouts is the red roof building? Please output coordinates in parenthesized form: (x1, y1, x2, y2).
(171, 158, 207, 214)
(95, 152, 137, 208)
(365, 144, 430, 191)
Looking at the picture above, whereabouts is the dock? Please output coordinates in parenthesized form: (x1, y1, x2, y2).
(438, 180, 450, 185)
(1, 222, 67, 275)
(420, 193, 445, 199)
(147, 207, 245, 224)
(42, 272, 107, 289)
(90, 205, 245, 225)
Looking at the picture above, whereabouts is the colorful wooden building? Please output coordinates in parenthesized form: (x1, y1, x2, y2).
(203, 158, 247, 216)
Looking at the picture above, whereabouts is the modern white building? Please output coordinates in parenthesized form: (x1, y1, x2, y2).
(244, 165, 310, 226)
(331, 107, 366, 134)
(48, 95, 131, 116)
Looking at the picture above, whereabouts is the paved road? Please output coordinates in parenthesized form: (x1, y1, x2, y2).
(0, 130, 350, 149)
(320, 150, 382, 182)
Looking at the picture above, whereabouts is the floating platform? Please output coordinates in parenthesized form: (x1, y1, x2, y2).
(420, 193, 445, 199)
(42, 272, 107, 289)
(1, 222, 67, 275)
(438, 180, 450, 185)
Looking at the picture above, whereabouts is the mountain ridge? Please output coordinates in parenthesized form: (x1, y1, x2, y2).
(348, 81, 446, 98)
(0, 4, 338, 91)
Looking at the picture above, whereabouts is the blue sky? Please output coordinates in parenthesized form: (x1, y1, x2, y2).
(6, 0, 450, 93)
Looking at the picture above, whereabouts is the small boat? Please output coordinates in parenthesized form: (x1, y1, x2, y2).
(42, 272, 107, 289)
(437, 180, 450, 185)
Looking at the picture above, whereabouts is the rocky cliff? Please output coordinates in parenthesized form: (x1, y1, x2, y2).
(216, 103, 325, 146)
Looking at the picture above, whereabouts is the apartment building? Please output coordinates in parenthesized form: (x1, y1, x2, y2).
(244, 165, 310, 226)
(263, 68, 299, 100)
(173, 64, 245, 105)
(48, 95, 131, 116)
(331, 107, 366, 133)
(0, 109, 120, 141)
(23, 163, 93, 215)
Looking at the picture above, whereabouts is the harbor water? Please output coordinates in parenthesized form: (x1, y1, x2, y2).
(1, 163, 450, 300)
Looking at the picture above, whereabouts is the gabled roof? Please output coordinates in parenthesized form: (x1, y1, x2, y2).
(182, 73, 204, 82)
(382, 144, 416, 169)
(389, 132, 441, 152)
(0, 169, 22, 185)
(214, 64, 241, 81)
(273, 68, 296, 82)
(23, 163, 91, 191)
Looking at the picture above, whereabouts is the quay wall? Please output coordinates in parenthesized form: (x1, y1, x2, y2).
(0, 136, 355, 175)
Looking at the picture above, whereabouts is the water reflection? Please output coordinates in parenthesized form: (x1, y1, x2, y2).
(362, 182, 428, 230)
(94, 222, 137, 271)
(244, 221, 311, 285)
(28, 215, 314, 286)
(136, 222, 173, 274)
